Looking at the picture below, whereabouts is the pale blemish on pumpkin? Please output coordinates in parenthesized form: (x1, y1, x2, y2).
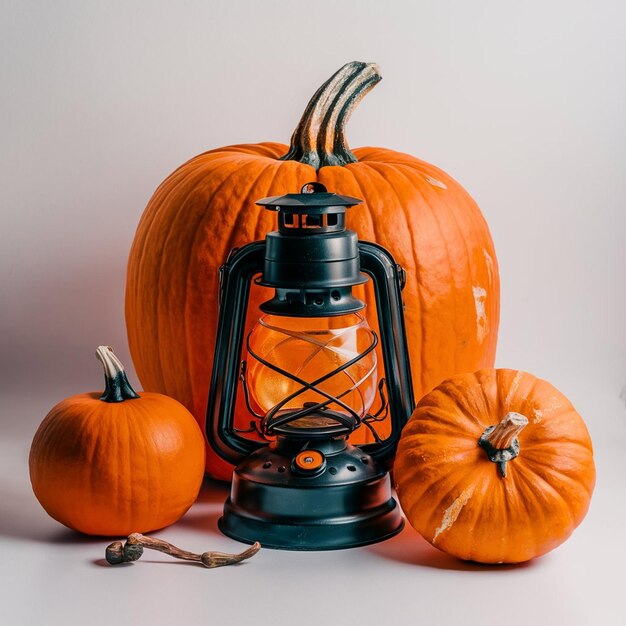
(425, 175, 447, 190)
(472, 286, 488, 343)
(483, 249, 494, 284)
(504, 370, 522, 411)
(533, 408, 543, 424)
(433, 485, 475, 542)
(546, 395, 566, 412)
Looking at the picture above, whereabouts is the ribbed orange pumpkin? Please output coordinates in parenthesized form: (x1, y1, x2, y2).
(394, 369, 595, 563)
(125, 61, 500, 480)
(29, 347, 205, 536)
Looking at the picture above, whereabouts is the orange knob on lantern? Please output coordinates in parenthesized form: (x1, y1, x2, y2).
(294, 450, 325, 472)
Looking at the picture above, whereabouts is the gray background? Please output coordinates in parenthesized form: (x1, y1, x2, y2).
(1, 1, 624, 625)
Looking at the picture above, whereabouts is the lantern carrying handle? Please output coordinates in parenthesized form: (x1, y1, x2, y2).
(206, 241, 269, 465)
(356, 241, 414, 462)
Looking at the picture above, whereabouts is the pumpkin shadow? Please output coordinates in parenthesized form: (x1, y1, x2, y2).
(368, 524, 540, 571)
(174, 478, 230, 535)
(0, 478, 229, 544)
(48, 528, 109, 545)
(0, 481, 107, 544)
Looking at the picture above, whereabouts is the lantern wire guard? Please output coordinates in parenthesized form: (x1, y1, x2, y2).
(238, 312, 388, 441)
(206, 183, 415, 550)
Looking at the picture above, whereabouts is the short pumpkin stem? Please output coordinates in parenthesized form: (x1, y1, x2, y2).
(280, 61, 382, 170)
(95, 346, 140, 403)
(478, 412, 529, 478)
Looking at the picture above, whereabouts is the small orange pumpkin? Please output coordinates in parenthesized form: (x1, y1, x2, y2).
(394, 369, 595, 563)
(29, 346, 205, 536)
(125, 61, 500, 480)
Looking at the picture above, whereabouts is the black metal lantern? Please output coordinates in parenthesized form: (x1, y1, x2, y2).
(206, 182, 414, 550)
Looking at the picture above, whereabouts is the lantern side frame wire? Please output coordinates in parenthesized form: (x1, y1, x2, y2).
(235, 362, 390, 443)
(247, 328, 377, 435)
(254, 315, 373, 416)
(249, 315, 378, 417)
(237, 326, 390, 439)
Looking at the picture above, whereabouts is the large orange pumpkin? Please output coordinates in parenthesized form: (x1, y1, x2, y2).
(394, 369, 595, 563)
(29, 347, 206, 536)
(125, 61, 500, 480)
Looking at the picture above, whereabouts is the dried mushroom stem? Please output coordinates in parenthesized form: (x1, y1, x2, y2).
(201, 544, 261, 568)
(478, 412, 529, 478)
(106, 533, 260, 568)
(105, 540, 144, 564)
(127, 533, 201, 562)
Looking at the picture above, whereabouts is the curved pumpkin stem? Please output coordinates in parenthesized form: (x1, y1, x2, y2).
(280, 61, 382, 170)
(95, 346, 140, 403)
(478, 412, 528, 478)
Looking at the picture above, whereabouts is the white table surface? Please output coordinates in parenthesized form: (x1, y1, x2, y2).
(1, 381, 623, 626)
(2, 2, 625, 624)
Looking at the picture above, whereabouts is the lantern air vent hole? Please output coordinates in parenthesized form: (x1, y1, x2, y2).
(305, 214, 322, 228)
(278, 466, 286, 473)
(329, 467, 337, 475)
(301, 182, 328, 194)
(347, 465, 357, 472)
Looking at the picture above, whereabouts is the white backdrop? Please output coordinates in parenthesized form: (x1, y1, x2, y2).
(1, 2, 624, 625)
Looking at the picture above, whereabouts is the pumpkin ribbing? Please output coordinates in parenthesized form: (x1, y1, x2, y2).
(394, 369, 595, 563)
(29, 348, 206, 535)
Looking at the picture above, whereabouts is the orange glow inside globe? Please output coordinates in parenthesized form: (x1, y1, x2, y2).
(247, 312, 377, 420)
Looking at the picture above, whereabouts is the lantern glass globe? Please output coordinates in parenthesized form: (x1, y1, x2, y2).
(247, 312, 378, 422)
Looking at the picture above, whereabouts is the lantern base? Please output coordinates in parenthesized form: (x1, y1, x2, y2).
(218, 439, 404, 550)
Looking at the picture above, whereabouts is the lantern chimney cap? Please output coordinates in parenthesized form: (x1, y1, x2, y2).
(256, 182, 362, 211)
